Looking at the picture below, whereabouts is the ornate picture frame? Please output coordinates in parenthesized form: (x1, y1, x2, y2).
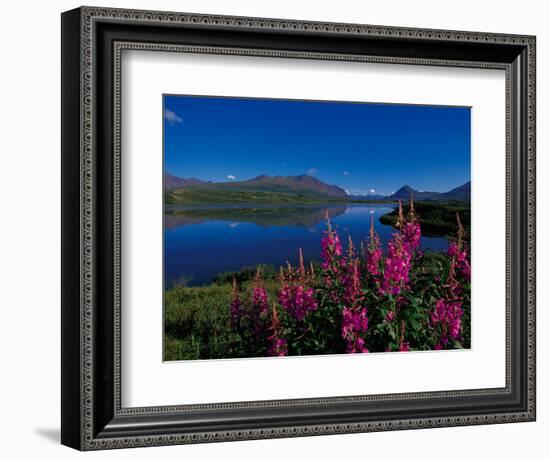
(61, 6, 536, 450)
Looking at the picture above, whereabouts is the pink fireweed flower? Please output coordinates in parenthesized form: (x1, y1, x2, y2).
(252, 285, 269, 319)
(399, 341, 411, 351)
(448, 212, 471, 280)
(448, 241, 471, 280)
(229, 278, 243, 331)
(431, 259, 464, 348)
(278, 253, 318, 321)
(341, 306, 369, 353)
(321, 212, 343, 272)
(408, 196, 417, 221)
(380, 232, 412, 296)
(403, 221, 421, 252)
(447, 243, 459, 257)
(268, 337, 288, 356)
(321, 230, 343, 265)
(430, 298, 464, 348)
(278, 279, 292, 308)
(250, 269, 269, 338)
(396, 200, 406, 230)
(343, 259, 362, 306)
(366, 216, 383, 276)
(267, 302, 288, 356)
(278, 284, 318, 321)
(430, 213, 469, 348)
(347, 235, 356, 259)
(402, 197, 421, 253)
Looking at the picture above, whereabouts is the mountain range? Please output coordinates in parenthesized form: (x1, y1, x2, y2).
(164, 173, 349, 205)
(164, 174, 209, 189)
(388, 182, 470, 201)
(164, 173, 470, 204)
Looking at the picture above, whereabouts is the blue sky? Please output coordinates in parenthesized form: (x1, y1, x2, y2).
(163, 95, 470, 195)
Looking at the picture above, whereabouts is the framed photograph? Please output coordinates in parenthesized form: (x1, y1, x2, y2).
(61, 6, 536, 450)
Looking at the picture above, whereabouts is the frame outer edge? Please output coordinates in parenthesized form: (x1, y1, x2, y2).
(526, 36, 536, 421)
(61, 7, 85, 451)
(81, 5, 535, 43)
(80, 6, 96, 451)
(70, 6, 536, 450)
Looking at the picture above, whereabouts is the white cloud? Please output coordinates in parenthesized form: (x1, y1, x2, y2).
(227, 175, 237, 180)
(342, 171, 350, 176)
(164, 108, 183, 125)
(369, 189, 376, 193)
(306, 167, 318, 177)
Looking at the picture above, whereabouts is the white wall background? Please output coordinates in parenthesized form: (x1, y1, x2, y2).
(0, 0, 545, 456)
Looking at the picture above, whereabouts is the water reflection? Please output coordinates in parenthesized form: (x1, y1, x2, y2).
(164, 204, 448, 287)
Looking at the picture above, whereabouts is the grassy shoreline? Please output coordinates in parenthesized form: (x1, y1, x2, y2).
(164, 276, 281, 361)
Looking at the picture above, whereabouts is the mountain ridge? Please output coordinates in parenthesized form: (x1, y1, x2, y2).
(164, 174, 209, 189)
(165, 173, 348, 199)
(164, 173, 470, 204)
(387, 182, 470, 201)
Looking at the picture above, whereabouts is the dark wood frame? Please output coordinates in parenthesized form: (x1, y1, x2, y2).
(61, 6, 536, 450)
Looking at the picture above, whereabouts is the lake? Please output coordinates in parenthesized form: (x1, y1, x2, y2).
(164, 204, 449, 287)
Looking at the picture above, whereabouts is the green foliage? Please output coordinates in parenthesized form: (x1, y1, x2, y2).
(164, 283, 232, 360)
(163, 278, 279, 360)
(212, 264, 278, 285)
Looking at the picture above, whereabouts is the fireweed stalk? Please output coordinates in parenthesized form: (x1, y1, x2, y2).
(448, 213, 471, 280)
(400, 197, 422, 253)
(341, 306, 369, 353)
(379, 236, 411, 296)
(379, 200, 419, 296)
(278, 249, 318, 322)
(398, 320, 410, 352)
(229, 277, 243, 331)
(430, 261, 464, 350)
(341, 259, 369, 353)
(267, 301, 288, 356)
(319, 211, 348, 305)
(251, 269, 269, 338)
(321, 211, 344, 275)
(430, 217, 469, 349)
(366, 216, 383, 277)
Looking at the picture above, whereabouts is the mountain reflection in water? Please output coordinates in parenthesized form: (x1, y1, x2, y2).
(164, 204, 448, 287)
